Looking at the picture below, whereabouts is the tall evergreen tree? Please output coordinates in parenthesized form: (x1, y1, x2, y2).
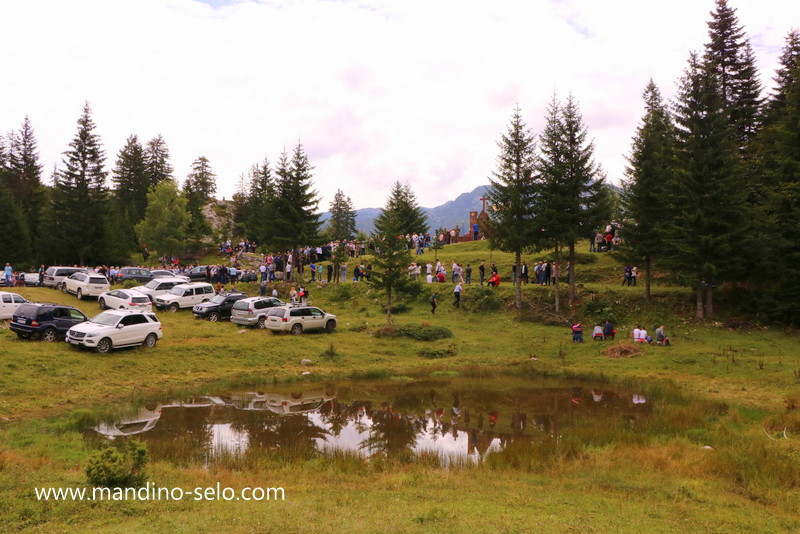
(486, 104, 537, 310)
(327, 189, 357, 242)
(145, 134, 174, 187)
(372, 181, 428, 237)
(269, 142, 321, 250)
(182, 156, 216, 239)
(766, 29, 800, 119)
(621, 80, 680, 301)
(703, 0, 763, 149)
(111, 134, 149, 221)
(667, 53, 746, 319)
(7, 116, 44, 242)
(535, 94, 609, 309)
(370, 204, 416, 326)
(49, 102, 108, 265)
(243, 158, 276, 246)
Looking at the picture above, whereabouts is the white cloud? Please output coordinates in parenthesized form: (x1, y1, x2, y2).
(2, 0, 798, 209)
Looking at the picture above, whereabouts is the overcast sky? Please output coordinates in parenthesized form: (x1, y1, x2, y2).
(2, 0, 798, 210)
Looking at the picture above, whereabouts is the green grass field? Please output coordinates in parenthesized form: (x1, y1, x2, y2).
(2, 241, 799, 533)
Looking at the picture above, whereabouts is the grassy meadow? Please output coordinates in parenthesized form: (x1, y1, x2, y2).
(1, 240, 799, 533)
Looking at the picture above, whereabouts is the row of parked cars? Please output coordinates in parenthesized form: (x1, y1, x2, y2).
(2, 266, 339, 353)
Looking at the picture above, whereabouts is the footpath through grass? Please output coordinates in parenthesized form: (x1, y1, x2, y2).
(1, 241, 799, 532)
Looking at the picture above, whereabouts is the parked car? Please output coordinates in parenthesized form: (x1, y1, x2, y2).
(117, 267, 153, 284)
(230, 296, 286, 328)
(62, 271, 111, 300)
(42, 266, 87, 289)
(0, 292, 29, 320)
(98, 288, 153, 311)
(21, 272, 41, 286)
(10, 303, 88, 341)
(192, 291, 249, 322)
(150, 269, 190, 282)
(185, 265, 210, 281)
(263, 305, 337, 335)
(154, 282, 215, 311)
(66, 309, 162, 353)
(134, 277, 189, 302)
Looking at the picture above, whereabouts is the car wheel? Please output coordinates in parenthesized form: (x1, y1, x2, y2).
(169, 303, 179, 313)
(60, 284, 67, 293)
(208, 312, 219, 322)
(41, 328, 57, 342)
(257, 316, 266, 329)
(325, 320, 336, 334)
(96, 338, 112, 354)
(76, 288, 83, 300)
(98, 298, 107, 310)
(291, 323, 303, 335)
(144, 333, 158, 348)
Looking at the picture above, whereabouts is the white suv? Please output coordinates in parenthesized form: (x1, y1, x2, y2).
(263, 305, 337, 335)
(62, 271, 110, 300)
(135, 277, 189, 302)
(154, 282, 214, 312)
(66, 309, 162, 353)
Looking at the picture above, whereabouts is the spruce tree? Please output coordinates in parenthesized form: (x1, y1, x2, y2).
(486, 104, 537, 310)
(765, 29, 800, 119)
(535, 94, 609, 308)
(8, 116, 44, 234)
(145, 134, 174, 187)
(111, 134, 149, 222)
(372, 181, 428, 237)
(51, 102, 108, 265)
(327, 189, 357, 241)
(621, 80, 680, 301)
(370, 206, 416, 326)
(182, 156, 216, 240)
(703, 0, 763, 149)
(244, 158, 276, 246)
(269, 142, 321, 250)
(668, 53, 746, 318)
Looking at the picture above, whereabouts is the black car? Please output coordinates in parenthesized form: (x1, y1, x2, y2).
(192, 291, 248, 322)
(117, 267, 153, 284)
(186, 265, 210, 282)
(10, 303, 88, 341)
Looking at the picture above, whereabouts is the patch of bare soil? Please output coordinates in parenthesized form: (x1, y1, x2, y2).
(604, 343, 642, 358)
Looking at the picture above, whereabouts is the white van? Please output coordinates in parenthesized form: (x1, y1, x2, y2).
(153, 282, 214, 311)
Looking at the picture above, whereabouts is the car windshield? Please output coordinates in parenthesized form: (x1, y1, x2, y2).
(144, 280, 161, 289)
(91, 312, 120, 326)
(89, 277, 108, 284)
(132, 297, 150, 304)
(210, 295, 227, 304)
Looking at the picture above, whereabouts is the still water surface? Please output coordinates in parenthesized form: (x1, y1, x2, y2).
(87, 377, 654, 464)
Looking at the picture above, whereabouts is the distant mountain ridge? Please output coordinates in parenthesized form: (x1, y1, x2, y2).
(320, 185, 490, 234)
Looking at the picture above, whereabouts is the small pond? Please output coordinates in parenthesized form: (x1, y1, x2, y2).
(84, 376, 658, 465)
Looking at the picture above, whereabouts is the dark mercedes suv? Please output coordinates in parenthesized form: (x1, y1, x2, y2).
(10, 303, 88, 341)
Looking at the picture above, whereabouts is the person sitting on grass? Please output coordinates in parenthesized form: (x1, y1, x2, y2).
(603, 320, 616, 340)
(487, 272, 500, 287)
(571, 323, 583, 343)
(592, 324, 604, 341)
(656, 325, 670, 346)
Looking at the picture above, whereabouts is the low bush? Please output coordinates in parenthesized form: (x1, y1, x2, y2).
(86, 439, 148, 488)
(374, 324, 453, 341)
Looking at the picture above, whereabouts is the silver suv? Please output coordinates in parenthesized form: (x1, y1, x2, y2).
(263, 305, 336, 335)
(230, 296, 285, 328)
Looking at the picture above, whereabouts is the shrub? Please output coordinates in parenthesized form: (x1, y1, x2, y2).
(374, 324, 453, 341)
(122, 279, 140, 289)
(418, 344, 456, 359)
(86, 439, 148, 488)
(467, 287, 501, 312)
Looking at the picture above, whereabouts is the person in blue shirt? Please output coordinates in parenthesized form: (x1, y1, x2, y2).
(4, 263, 13, 287)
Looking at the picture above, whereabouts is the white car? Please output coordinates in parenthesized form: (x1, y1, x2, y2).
(134, 277, 188, 302)
(98, 288, 153, 311)
(66, 309, 162, 353)
(263, 305, 337, 335)
(0, 292, 29, 320)
(154, 282, 214, 312)
(62, 272, 110, 300)
(150, 269, 190, 282)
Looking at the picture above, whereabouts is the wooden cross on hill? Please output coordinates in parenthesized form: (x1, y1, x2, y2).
(479, 195, 488, 214)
